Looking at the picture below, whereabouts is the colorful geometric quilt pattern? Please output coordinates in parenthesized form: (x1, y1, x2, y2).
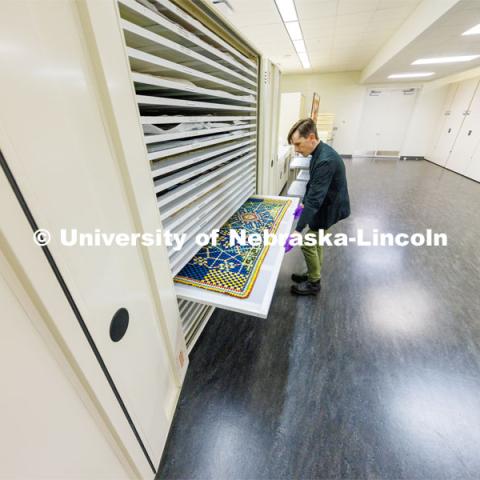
(174, 197, 291, 298)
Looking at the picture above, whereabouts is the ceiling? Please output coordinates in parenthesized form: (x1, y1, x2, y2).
(208, 0, 423, 73)
(366, 0, 480, 82)
(207, 0, 480, 83)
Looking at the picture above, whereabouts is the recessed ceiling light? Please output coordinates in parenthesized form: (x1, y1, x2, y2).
(293, 39, 306, 53)
(298, 52, 310, 69)
(274, 0, 298, 23)
(462, 23, 480, 36)
(412, 55, 480, 65)
(285, 21, 303, 41)
(388, 72, 435, 79)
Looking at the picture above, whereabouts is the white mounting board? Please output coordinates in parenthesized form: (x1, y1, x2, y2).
(287, 180, 307, 198)
(297, 170, 310, 181)
(290, 156, 311, 170)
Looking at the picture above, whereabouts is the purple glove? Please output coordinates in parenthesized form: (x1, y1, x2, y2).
(284, 234, 295, 253)
(293, 204, 304, 219)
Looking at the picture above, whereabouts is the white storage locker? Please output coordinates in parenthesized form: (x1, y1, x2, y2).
(445, 83, 480, 175)
(1, 0, 298, 474)
(426, 82, 459, 164)
(0, 171, 139, 479)
(428, 78, 480, 168)
(117, 0, 259, 273)
(0, 2, 185, 475)
(465, 141, 480, 182)
(257, 58, 284, 195)
(115, 0, 297, 323)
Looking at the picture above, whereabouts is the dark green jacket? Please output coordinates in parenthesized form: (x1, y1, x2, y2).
(295, 141, 350, 232)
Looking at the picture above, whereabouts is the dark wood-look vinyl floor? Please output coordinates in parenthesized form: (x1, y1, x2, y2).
(158, 158, 480, 480)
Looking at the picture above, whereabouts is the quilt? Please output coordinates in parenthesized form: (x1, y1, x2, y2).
(174, 197, 291, 298)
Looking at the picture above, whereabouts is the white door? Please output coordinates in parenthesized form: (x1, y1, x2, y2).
(427, 82, 459, 163)
(0, 0, 178, 469)
(465, 140, 480, 182)
(0, 162, 156, 478)
(430, 78, 479, 168)
(356, 88, 418, 155)
(445, 84, 480, 175)
(0, 256, 132, 479)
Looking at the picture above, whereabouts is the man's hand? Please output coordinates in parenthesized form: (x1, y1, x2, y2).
(293, 204, 304, 219)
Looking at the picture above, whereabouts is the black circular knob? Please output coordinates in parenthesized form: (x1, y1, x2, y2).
(110, 308, 129, 342)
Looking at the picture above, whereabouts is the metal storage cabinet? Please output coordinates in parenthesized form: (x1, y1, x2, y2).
(0, 1, 183, 476)
(428, 78, 479, 168)
(114, 0, 297, 326)
(465, 139, 480, 182)
(0, 183, 134, 479)
(427, 82, 459, 165)
(445, 81, 480, 175)
(1, 0, 297, 475)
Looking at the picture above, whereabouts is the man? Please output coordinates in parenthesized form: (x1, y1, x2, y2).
(288, 118, 350, 295)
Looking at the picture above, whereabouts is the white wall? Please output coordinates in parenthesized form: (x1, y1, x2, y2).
(356, 87, 420, 155)
(278, 92, 305, 145)
(281, 71, 366, 154)
(402, 84, 450, 157)
(281, 71, 450, 157)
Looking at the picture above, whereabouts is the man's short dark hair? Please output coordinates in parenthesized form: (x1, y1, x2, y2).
(287, 118, 319, 144)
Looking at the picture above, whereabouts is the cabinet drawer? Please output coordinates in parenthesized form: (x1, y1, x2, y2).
(174, 195, 299, 318)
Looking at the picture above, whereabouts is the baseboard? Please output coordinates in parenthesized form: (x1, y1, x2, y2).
(423, 158, 480, 184)
(400, 155, 425, 161)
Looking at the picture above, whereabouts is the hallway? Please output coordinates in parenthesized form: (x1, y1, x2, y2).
(158, 158, 480, 480)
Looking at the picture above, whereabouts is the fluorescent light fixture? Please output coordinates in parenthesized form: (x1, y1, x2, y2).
(388, 72, 435, 79)
(274, 0, 297, 22)
(293, 39, 306, 53)
(462, 23, 480, 35)
(412, 55, 480, 65)
(285, 21, 302, 41)
(299, 52, 310, 69)
(275, 2, 309, 70)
